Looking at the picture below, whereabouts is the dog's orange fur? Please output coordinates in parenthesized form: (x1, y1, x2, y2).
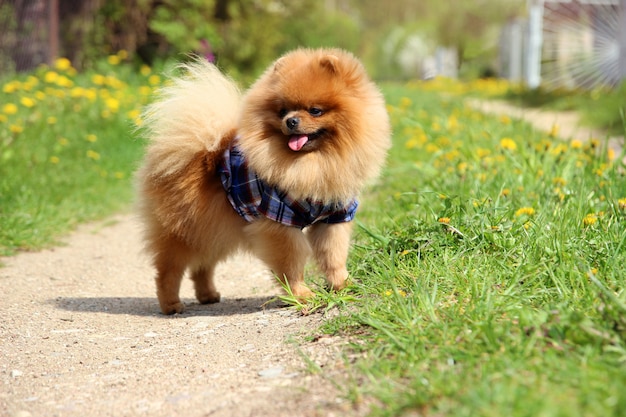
(136, 49, 391, 314)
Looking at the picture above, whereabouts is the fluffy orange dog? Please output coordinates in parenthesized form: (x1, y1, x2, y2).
(136, 48, 391, 314)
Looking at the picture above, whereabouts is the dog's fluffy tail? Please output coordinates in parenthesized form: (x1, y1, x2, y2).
(139, 58, 241, 179)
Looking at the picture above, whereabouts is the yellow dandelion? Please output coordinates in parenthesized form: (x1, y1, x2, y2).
(47, 116, 57, 125)
(552, 177, 567, 186)
(583, 213, 597, 227)
(0, 114, 6, 123)
(20, 97, 36, 108)
(2, 103, 18, 115)
(10, 124, 23, 134)
(476, 148, 491, 158)
(500, 188, 511, 197)
(86, 134, 97, 143)
(549, 124, 560, 138)
(438, 217, 451, 224)
(500, 137, 517, 151)
(3, 81, 20, 93)
(58, 137, 69, 146)
(114, 171, 125, 179)
(499, 114, 512, 125)
(607, 148, 616, 161)
(44, 71, 58, 83)
(105, 97, 120, 112)
(148, 74, 161, 86)
(618, 198, 626, 210)
(515, 207, 535, 217)
(571, 139, 583, 149)
(86, 150, 101, 160)
(49, 156, 60, 164)
(139, 86, 152, 96)
(399, 97, 412, 108)
(140, 65, 151, 76)
(91, 74, 106, 85)
(108, 55, 121, 65)
(54, 57, 72, 71)
(55, 75, 73, 88)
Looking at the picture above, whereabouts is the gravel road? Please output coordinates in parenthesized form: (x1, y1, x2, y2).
(1, 214, 363, 417)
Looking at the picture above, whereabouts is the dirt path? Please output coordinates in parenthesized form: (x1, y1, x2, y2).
(466, 98, 624, 153)
(1, 215, 360, 417)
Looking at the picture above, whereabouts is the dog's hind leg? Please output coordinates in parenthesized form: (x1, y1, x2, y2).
(153, 238, 191, 315)
(190, 264, 221, 304)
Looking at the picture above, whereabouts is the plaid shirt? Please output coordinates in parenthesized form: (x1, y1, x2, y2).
(219, 141, 358, 229)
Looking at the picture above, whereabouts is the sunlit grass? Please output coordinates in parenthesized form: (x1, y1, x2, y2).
(313, 83, 626, 416)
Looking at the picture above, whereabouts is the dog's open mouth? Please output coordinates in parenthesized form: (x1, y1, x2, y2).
(288, 129, 326, 152)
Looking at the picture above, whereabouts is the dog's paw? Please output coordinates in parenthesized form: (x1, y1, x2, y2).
(197, 291, 221, 304)
(160, 301, 185, 315)
(291, 285, 315, 299)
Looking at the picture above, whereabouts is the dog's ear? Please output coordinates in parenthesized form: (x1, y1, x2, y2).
(320, 54, 340, 74)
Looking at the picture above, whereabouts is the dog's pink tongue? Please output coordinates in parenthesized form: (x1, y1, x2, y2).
(288, 135, 309, 151)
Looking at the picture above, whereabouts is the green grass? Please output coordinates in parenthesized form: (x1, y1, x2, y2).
(306, 84, 626, 416)
(0, 55, 159, 255)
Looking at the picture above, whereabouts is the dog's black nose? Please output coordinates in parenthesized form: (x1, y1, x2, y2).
(286, 117, 299, 130)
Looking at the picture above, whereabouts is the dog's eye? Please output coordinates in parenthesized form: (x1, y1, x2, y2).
(308, 107, 324, 117)
(278, 108, 288, 118)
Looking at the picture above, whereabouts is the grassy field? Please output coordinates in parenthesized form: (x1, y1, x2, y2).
(321, 83, 626, 416)
(0, 54, 159, 255)
(2, 61, 625, 416)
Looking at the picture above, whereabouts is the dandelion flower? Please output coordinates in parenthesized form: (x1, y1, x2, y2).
(86, 134, 97, 143)
(140, 65, 151, 76)
(515, 207, 535, 217)
(549, 124, 559, 138)
(54, 57, 72, 71)
(91, 74, 105, 85)
(571, 140, 583, 149)
(44, 71, 58, 83)
(148, 75, 161, 86)
(49, 156, 60, 164)
(500, 137, 517, 151)
(583, 213, 597, 227)
(108, 55, 121, 65)
(86, 150, 100, 160)
(20, 97, 36, 108)
(47, 116, 57, 125)
(438, 217, 451, 224)
(2, 103, 18, 115)
(105, 97, 120, 112)
(618, 198, 626, 210)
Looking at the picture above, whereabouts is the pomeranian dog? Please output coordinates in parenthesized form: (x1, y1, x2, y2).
(136, 48, 391, 314)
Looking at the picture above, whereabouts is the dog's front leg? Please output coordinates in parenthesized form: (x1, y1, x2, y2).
(307, 221, 353, 291)
(246, 219, 313, 298)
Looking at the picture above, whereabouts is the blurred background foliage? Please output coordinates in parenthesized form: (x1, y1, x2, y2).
(0, 0, 524, 81)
